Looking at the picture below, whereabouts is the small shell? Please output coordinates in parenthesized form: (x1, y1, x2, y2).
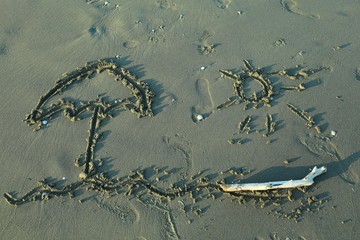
(196, 114, 204, 122)
(41, 120, 48, 125)
(330, 130, 337, 136)
(200, 66, 206, 71)
(41, 192, 49, 200)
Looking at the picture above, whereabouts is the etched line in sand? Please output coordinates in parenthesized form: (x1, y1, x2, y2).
(214, 0, 232, 9)
(191, 78, 214, 123)
(95, 196, 137, 224)
(263, 114, 276, 137)
(0, 43, 9, 56)
(196, 30, 218, 55)
(164, 212, 180, 239)
(280, 0, 320, 20)
(136, 197, 179, 239)
(163, 135, 193, 179)
(355, 66, 360, 81)
(287, 103, 321, 134)
(156, 0, 178, 10)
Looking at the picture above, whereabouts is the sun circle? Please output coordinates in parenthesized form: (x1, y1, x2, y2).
(234, 73, 273, 107)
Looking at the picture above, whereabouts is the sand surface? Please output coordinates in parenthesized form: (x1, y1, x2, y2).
(1, 0, 359, 239)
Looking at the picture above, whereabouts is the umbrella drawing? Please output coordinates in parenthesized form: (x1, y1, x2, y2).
(4, 58, 155, 204)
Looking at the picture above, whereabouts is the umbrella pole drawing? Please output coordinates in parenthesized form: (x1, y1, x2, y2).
(78, 105, 101, 180)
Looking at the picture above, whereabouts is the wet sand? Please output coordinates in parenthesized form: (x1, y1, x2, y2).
(1, 0, 359, 239)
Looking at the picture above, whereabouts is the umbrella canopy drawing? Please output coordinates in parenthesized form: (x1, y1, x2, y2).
(26, 58, 154, 178)
(4, 58, 155, 205)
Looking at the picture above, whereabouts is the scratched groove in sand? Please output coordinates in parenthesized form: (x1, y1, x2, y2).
(214, 0, 232, 9)
(280, 0, 320, 20)
(95, 196, 137, 224)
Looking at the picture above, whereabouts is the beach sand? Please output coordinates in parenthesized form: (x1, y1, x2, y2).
(1, 0, 359, 239)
